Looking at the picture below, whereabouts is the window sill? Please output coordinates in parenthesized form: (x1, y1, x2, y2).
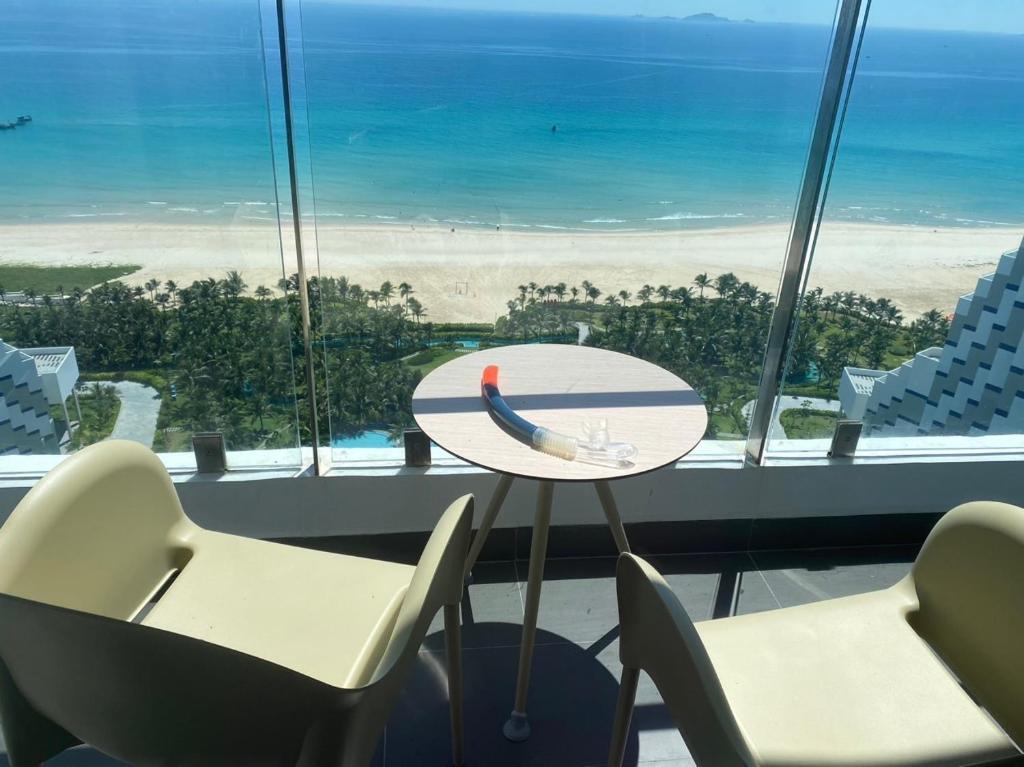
(2, 435, 1023, 489)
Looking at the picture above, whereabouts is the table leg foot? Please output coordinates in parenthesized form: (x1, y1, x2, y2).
(502, 711, 531, 742)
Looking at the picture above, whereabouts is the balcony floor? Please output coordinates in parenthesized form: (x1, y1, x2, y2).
(3, 544, 918, 767)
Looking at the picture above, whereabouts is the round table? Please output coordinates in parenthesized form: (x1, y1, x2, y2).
(412, 344, 707, 741)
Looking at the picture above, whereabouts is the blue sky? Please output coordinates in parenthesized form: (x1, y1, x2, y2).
(336, 1, 1024, 35)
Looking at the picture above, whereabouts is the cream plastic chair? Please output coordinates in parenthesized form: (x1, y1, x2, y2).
(608, 501, 1024, 767)
(0, 440, 472, 767)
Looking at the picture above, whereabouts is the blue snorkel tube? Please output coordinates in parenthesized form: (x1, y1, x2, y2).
(481, 365, 637, 468)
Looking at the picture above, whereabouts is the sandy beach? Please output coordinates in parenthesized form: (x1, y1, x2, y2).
(1, 222, 1020, 323)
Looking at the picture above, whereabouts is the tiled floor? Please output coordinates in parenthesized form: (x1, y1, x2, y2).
(3, 546, 918, 767)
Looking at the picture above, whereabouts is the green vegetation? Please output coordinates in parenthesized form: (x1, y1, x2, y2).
(68, 383, 121, 448)
(406, 347, 466, 376)
(501, 279, 949, 437)
(0, 264, 141, 298)
(1, 267, 949, 450)
(779, 408, 840, 439)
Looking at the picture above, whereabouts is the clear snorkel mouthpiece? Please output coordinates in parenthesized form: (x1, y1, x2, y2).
(576, 418, 638, 468)
(530, 421, 637, 468)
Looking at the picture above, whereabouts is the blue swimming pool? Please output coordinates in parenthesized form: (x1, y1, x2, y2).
(332, 430, 398, 448)
(428, 338, 480, 349)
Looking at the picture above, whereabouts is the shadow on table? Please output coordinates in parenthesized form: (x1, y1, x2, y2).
(415, 388, 704, 415)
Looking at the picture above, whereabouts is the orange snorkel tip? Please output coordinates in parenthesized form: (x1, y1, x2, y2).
(482, 365, 500, 389)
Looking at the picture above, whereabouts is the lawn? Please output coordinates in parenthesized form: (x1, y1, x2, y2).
(406, 347, 469, 376)
(779, 408, 839, 439)
(0, 264, 141, 296)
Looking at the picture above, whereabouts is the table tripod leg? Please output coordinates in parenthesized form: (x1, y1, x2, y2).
(595, 480, 631, 554)
(464, 473, 514, 581)
(503, 480, 553, 742)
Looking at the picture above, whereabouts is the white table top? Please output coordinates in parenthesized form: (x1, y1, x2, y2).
(412, 344, 707, 482)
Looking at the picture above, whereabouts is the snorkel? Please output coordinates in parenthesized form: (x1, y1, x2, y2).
(481, 365, 638, 468)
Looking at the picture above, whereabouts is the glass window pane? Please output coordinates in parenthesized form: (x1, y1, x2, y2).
(769, 3, 1024, 456)
(0, 0, 303, 468)
(290, 2, 841, 463)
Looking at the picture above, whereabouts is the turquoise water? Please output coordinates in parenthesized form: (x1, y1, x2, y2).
(427, 339, 481, 349)
(332, 429, 397, 448)
(1, 1, 1022, 229)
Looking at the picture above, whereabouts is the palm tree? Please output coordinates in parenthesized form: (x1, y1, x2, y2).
(165, 280, 178, 305)
(379, 281, 394, 306)
(254, 285, 272, 301)
(604, 295, 619, 307)
(398, 282, 414, 307)
(693, 273, 711, 299)
(527, 282, 538, 301)
(407, 297, 426, 323)
(554, 282, 567, 302)
(713, 273, 739, 298)
(656, 284, 671, 303)
(223, 270, 247, 299)
(841, 290, 857, 314)
(570, 286, 579, 303)
(637, 285, 654, 305)
(823, 292, 841, 321)
(618, 289, 631, 305)
(670, 286, 692, 304)
(586, 285, 601, 304)
(24, 287, 37, 306)
(145, 279, 160, 301)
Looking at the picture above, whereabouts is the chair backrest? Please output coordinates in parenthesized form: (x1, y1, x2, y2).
(0, 440, 194, 620)
(367, 493, 473, 686)
(908, 501, 1024, 745)
(616, 554, 756, 767)
(291, 493, 474, 767)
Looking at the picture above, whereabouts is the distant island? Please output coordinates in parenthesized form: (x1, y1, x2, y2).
(633, 12, 750, 23)
(681, 12, 732, 22)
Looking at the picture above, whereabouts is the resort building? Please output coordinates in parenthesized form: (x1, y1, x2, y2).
(0, 341, 79, 455)
(841, 241, 1024, 436)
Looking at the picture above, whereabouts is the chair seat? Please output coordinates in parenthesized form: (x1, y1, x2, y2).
(142, 530, 414, 688)
(696, 585, 1018, 767)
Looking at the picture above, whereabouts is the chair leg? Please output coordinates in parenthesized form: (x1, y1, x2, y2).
(607, 666, 639, 767)
(444, 603, 464, 766)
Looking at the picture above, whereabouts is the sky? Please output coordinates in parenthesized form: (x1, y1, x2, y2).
(332, 0, 1024, 35)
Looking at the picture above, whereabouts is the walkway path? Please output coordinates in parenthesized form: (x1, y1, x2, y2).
(107, 381, 161, 447)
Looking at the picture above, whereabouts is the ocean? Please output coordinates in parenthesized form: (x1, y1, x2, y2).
(1, 0, 1022, 231)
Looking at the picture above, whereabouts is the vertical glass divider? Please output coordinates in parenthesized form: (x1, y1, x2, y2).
(274, 0, 321, 475)
(744, 0, 868, 466)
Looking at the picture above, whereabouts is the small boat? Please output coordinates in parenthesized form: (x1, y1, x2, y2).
(16, 115, 32, 124)
(0, 123, 16, 131)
